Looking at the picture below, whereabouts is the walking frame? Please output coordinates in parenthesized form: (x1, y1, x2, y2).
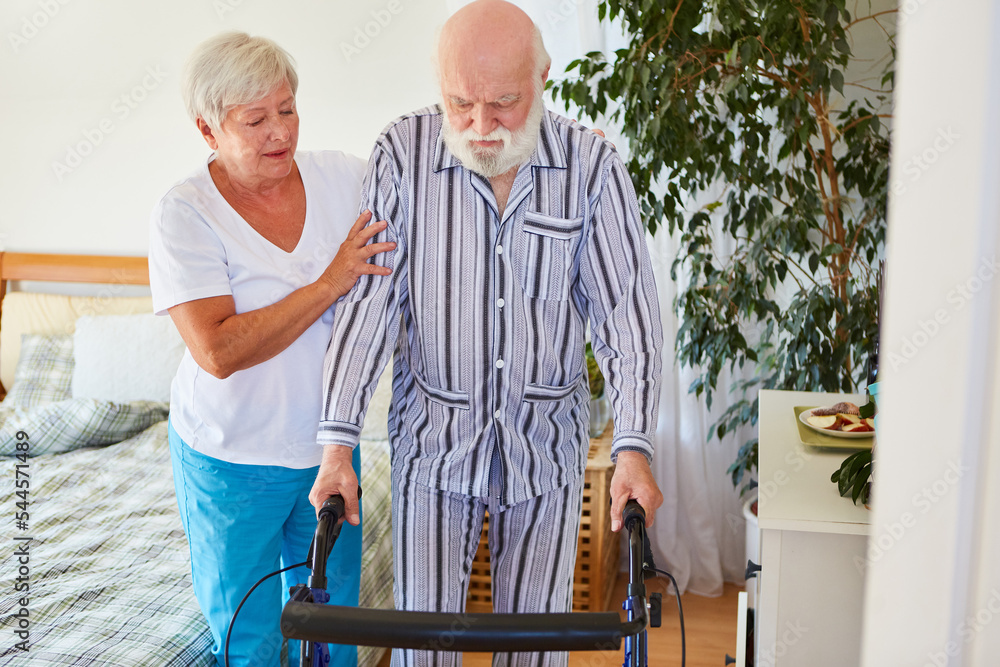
(282, 495, 664, 666)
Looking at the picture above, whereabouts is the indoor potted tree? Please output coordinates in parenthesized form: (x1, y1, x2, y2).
(586, 341, 610, 438)
(551, 0, 893, 495)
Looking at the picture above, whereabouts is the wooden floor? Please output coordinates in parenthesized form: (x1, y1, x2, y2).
(375, 573, 742, 666)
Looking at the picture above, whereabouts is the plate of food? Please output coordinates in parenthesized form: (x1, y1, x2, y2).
(798, 401, 875, 439)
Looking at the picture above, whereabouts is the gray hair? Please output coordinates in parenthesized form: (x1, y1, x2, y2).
(182, 31, 298, 131)
(531, 25, 551, 79)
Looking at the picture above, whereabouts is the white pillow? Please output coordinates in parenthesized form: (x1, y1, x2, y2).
(0, 292, 153, 394)
(71, 314, 186, 403)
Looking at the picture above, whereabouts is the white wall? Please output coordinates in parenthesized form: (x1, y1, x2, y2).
(0, 0, 449, 254)
(862, 0, 1000, 665)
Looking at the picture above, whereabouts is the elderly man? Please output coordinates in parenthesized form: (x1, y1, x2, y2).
(311, 1, 663, 664)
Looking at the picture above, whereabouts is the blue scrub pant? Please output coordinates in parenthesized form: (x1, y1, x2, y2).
(169, 422, 361, 666)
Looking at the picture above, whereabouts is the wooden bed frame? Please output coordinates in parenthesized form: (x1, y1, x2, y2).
(0, 252, 149, 294)
(0, 252, 149, 398)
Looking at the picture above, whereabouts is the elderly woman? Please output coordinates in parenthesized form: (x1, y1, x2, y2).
(148, 32, 394, 666)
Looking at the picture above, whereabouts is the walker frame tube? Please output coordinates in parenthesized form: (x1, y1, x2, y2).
(282, 498, 652, 661)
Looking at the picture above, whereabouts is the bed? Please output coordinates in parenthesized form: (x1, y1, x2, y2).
(0, 252, 393, 667)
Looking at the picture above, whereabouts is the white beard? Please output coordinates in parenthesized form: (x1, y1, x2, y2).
(441, 94, 544, 178)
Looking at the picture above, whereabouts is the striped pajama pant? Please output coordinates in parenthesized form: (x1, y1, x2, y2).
(390, 449, 585, 667)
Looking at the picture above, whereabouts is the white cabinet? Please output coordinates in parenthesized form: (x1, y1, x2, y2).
(754, 390, 871, 667)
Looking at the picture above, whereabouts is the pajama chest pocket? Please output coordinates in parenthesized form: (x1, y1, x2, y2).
(519, 211, 583, 301)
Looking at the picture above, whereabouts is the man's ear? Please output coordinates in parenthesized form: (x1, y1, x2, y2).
(196, 118, 220, 150)
(541, 64, 550, 87)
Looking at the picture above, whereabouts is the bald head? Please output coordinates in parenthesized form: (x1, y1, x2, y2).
(439, 0, 547, 82)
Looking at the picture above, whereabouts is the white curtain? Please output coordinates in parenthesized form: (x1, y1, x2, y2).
(647, 224, 753, 596)
(443, 0, 750, 596)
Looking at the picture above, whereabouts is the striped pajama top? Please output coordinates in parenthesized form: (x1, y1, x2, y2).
(318, 106, 663, 506)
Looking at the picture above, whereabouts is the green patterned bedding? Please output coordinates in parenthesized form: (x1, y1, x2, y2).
(0, 420, 393, 666)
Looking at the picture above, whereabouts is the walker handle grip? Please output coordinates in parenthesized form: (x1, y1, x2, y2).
(319, 495, 346, 524)
(622, 499, 646, 532)
(318, 487, 362, 524)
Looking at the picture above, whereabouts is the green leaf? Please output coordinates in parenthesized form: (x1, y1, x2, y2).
(847, 452, 869, 480)
(831, 69, 844, 95)
(852, 470, 871, 504)
(838, 462, 853, 496)
(726, 42, 738, 66)
(821, 243, 844, 258)
(825, 4, 840, 27)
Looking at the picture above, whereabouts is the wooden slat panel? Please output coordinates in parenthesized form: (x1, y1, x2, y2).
(466, 432, 619, 612)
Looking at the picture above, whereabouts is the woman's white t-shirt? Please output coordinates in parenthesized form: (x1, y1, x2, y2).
(149, 150, 365, 468)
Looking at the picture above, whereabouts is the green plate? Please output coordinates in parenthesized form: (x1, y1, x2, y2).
(793, 406, 875, 451)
